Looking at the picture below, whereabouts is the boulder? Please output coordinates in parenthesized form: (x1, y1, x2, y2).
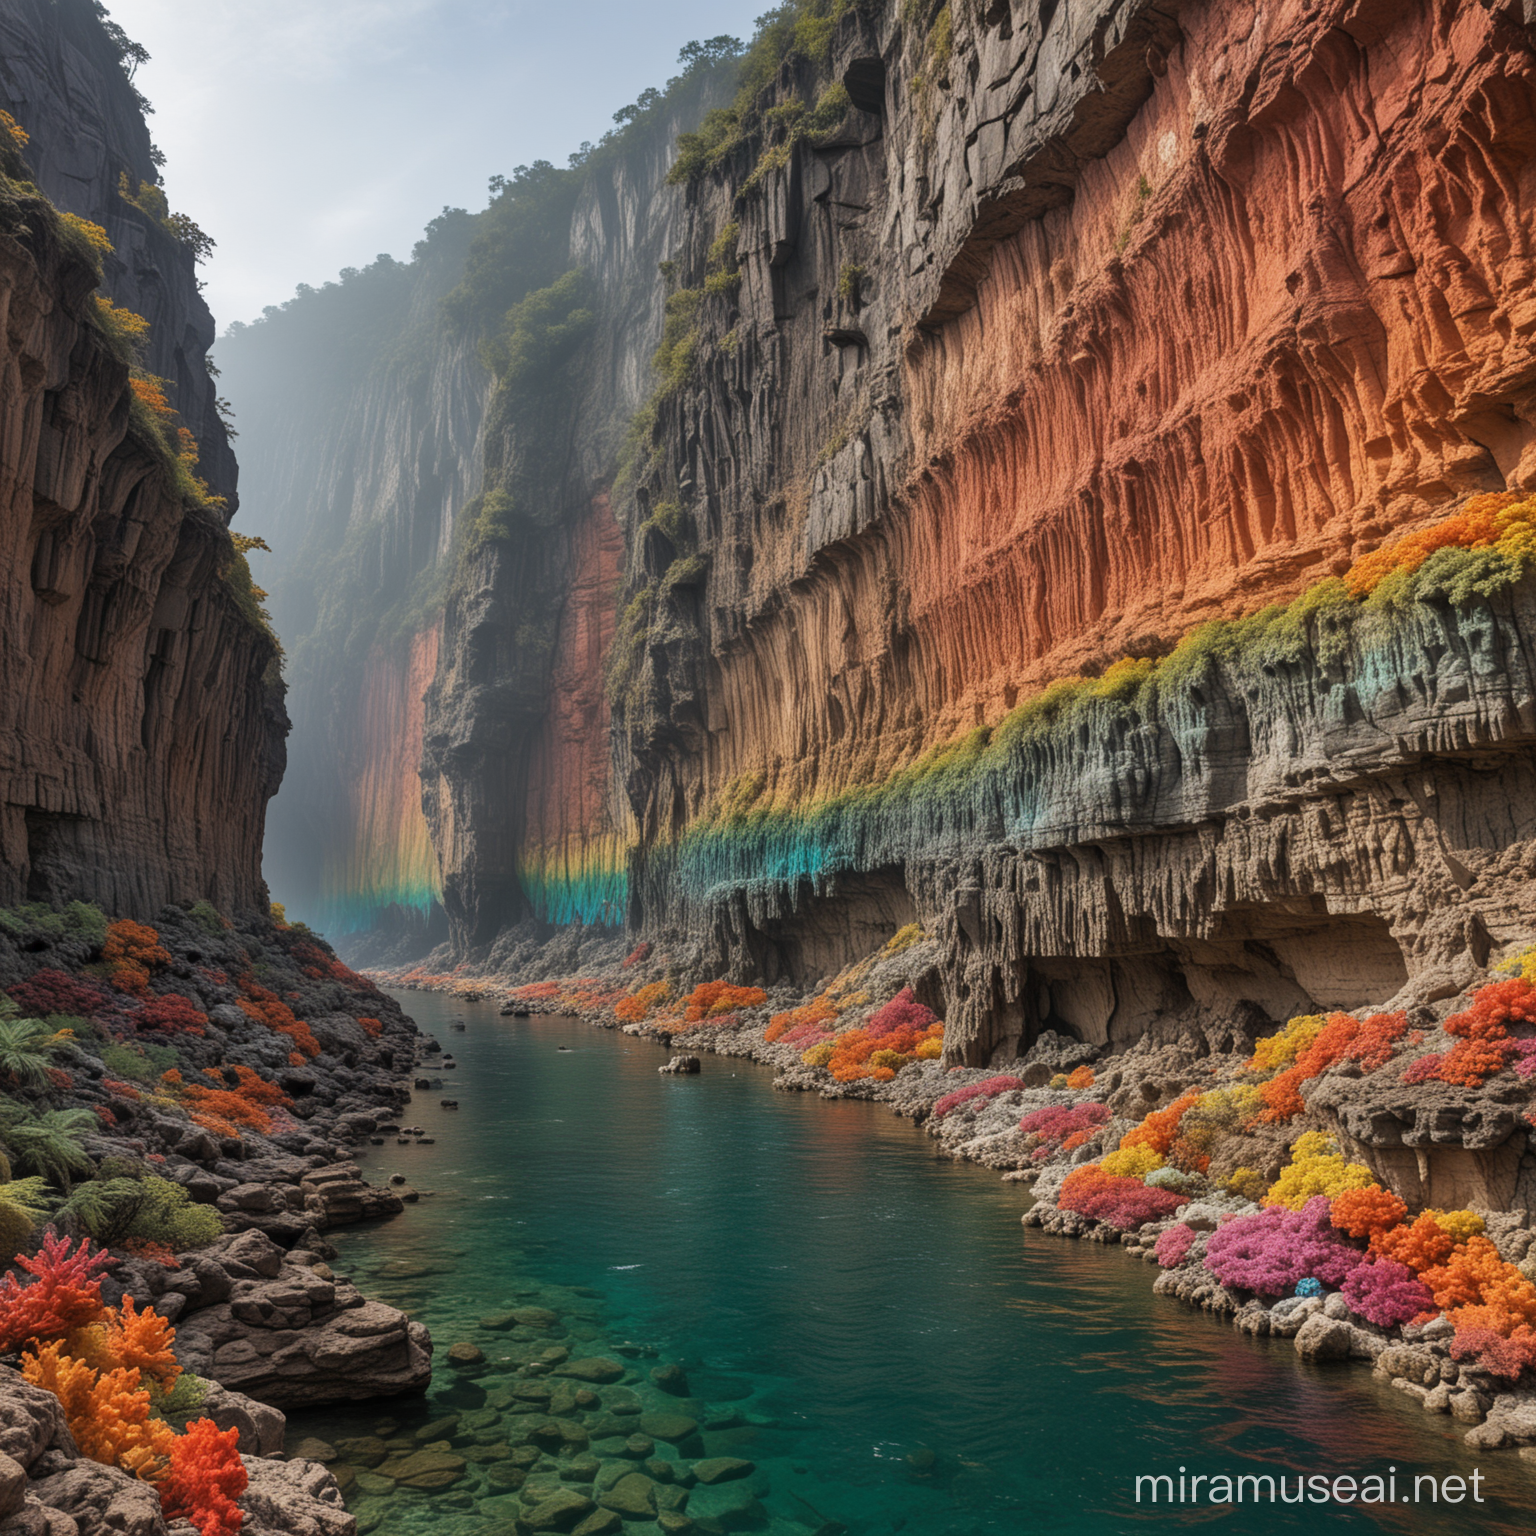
(239, 1456, 356, 1536)
(28, 1462, 163, 1536)
(298, 1166, 403, 1229)
(1293, 1315, 1353, 1362)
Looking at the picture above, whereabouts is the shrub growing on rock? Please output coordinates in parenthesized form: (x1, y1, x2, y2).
(1262, 1131, 1375, 1210)
(1154, 1223, 1197, 1267)
(932, 1075, 1024, 1118)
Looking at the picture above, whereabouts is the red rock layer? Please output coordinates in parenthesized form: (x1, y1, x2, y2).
(318, 621, 443, 930)
(691, 0, 1536, 821)
(519, 495, 627, 917)
(0, 218, 284, 916)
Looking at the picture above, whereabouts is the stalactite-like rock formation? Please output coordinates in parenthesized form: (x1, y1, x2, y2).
(0, 193, 283, 915)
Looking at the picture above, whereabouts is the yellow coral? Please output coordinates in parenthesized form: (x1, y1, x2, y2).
(883, 923, 923, 955)
(913, 1037, 943, 1059)
(1427, 1208, 1485, 1245)
(1101, 1145, 1164, 1179)
(1246, 1014, 1325, 1074)
(1262, 1131, 1376, 1210)
(801, 1042, 835, 1068)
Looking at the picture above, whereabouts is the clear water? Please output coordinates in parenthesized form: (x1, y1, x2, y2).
(287, 991, 1536, 1534)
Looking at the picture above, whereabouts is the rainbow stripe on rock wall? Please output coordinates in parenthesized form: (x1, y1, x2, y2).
(518, 833, 628, 927)
(647, 492, 1536, 909)
(317, 624, 445, 935)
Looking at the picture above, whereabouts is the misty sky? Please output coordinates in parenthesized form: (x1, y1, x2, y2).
(105, 0, 767, 330)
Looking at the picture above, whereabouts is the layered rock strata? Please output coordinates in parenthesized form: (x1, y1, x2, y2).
(0, 181, 283, 916)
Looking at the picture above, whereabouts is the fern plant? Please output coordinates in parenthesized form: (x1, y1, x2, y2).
(0, 1104, 96, 1191)
(0, 1005, 75, 1087)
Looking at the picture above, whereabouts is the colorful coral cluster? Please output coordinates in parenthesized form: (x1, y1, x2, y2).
(799, 988, 944, 1082)
(3, 1234, 245, 1534)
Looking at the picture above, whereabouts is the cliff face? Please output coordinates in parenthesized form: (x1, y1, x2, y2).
(597, 0, 1536, 1062)
(218, 226, 489, 948)
(0, 188, 282, 915)
(0, 0, 237, 505)
(234, 0, 1536, 1073)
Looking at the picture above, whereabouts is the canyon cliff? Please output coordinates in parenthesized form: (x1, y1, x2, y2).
(232, 0, 1536, 1064)
(0, 0, 283, 915)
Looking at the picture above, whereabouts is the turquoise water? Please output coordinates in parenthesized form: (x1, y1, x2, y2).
(288, 992, 1536, 1534)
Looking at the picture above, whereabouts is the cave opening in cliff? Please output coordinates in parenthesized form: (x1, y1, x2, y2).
(749, 866, 918, 988)
(998, 909, 1411, 1063)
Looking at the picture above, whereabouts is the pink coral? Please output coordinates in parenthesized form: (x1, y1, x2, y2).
(932, 1075, 1025, 1119)
(864, 988, 938, 1037)
(1154, 1224, 1197, 1268)
(1203, 1197, 1366, 1296)
(1018, 1103, 1111, 1140)
(1340, 1259, 1436, 1327)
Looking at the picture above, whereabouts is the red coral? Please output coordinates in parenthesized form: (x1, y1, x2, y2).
(932, 1075, 1025, 1118)
(133, 994, 207, 1037)
(7, 969, 112, 1020)
(622, 941, 652, 969)
(1059, 1166, 1186, 1229)
(865, 987, 938, 1036)
(159, 1418, 247, 1536)
(0, 1235, 113, 1353)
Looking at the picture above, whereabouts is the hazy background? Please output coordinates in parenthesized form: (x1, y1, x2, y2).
(104, 0, 766, 327)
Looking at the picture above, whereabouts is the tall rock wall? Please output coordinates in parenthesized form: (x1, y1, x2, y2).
(600, 0, 1536, 1060)
(0, 0, 237, 505)
(229, 0, 1536, 1071)
(219, 222, 489, 948)
(0, 172, 283, 915)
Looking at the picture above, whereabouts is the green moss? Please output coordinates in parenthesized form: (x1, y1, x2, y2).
(605, 583, 660, 706)
(653, 288, 703, 397)
(837, 262, 866, 303)
(661, 552, 709, 593)
(719, 328, 741, 354)
(930, 5, 953, 72)
(707, 221, 741, 270)
(1114, 174, 1154, 254)
(704, 269, 742, 296)
(186, 901, 227, 937)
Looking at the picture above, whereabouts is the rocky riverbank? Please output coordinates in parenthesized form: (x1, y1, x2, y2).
(378, 916, 1536, 1471)
(0, 900, 442, 1535)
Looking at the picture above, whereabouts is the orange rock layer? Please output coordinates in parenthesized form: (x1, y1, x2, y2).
(685, 0, 1536, 829)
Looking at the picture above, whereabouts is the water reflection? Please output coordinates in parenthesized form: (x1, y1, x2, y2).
(283, 994, 1536, 1535)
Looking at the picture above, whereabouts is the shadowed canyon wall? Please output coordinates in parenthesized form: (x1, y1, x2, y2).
(218, 220, 489, 947)
(0, 0, 237, 506)
(233, 0, 1536, 1066)
(0, 31, 283, 915)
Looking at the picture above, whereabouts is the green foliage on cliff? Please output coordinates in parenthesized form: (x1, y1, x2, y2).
(481, 268, 596, 391)
(668, 0, 855, 185)
(654, 289, 704, 397)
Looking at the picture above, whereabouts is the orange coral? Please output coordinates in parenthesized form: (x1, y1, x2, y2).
(235, 977, 321, 1058)
(1256, 1011, 1408, 1122)
(103, 921, 171, 1000)
(21, 1340, 176, 1477)
(1065, 1065, 1096, 1090)
(159, 1418, 247, 1536)
(682, 980, 767, 1021)
(63, 1296, 179, 1392)
(615, 981, 671, 1024)
(1121, 1090, 1201, 1155)
(765, 995, 840, 1042)
(1330, 1185, 1408, 1240)
(1344, 491, 1519, 597)
(1372, 1212, 1456, 1274)
(357, 1016, 383, 1038)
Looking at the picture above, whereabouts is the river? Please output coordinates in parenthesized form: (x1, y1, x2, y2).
(283, 990, 1536, 1534)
